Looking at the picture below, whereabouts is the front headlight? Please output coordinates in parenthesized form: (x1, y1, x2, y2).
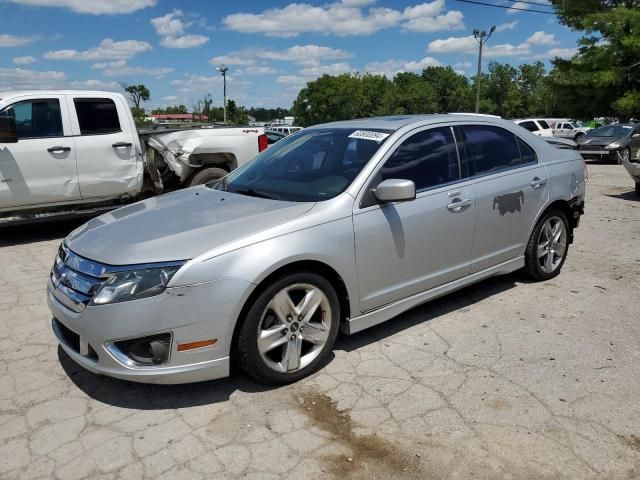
(92, 264, 183, 305)
(606, 141, 622, 149)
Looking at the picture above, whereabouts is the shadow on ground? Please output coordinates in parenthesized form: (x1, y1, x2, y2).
(604, 190, 639, 202)
(0, 218, 90, 247)
(60, 272, 521, 409)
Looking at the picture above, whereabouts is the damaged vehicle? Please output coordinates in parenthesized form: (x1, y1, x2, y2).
(0, 90, 267, 224)
(577, 123, 640, 164)
(48, 114, 586, 385)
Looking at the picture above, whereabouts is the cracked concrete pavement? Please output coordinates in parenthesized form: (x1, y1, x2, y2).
(0, 163, 639, 479)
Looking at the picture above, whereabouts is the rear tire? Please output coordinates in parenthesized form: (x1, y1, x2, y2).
(188, 167, 228, 186)
(235, 272, 340, 385)
(524, 209, 570, 281)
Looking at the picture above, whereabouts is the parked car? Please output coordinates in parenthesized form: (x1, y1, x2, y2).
(577, 123, 640, 163)
(552, 121, 591, 140)
(48, 115, 585, 385)
(265, 130, 286, 146)
(268, 126, 303, 136)
(513, 119, 554, 137)
(0, 90, 267, 223)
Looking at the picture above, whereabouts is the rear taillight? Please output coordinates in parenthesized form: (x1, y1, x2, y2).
(258, 134, 268, 152)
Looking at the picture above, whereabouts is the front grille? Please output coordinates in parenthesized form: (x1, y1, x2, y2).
(579, 145, 603, 152)
(49, 243, 109, 313)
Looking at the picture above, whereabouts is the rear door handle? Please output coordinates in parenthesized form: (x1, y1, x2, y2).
(112, 142, 132, 148)
(47, 146, 71, 153)
(447, 198, 472, 212)
(530, 177, 547, 189)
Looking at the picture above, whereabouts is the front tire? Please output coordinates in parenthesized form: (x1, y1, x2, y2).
(188, 167, 228, 186)
(236, 272, 340, 385)
(635, 182, 640, 197)
(524, 209, 570, 281)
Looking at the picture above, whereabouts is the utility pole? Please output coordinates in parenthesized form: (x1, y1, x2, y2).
(473, 26, 495, 113)
(216, 64, 229, 123)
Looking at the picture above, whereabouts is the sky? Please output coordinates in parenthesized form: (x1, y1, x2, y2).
(0, 0, 582, 110)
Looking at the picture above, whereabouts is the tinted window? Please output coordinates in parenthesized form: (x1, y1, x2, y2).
(516, 137, 536, 164)
(538, 120, 551, 129)
(380, 127, 459, 191)
(459, 125, 525, 176)
(3, 99, 63, 139)
(519, 121, 538, 132)
(74, 98, 121, 135)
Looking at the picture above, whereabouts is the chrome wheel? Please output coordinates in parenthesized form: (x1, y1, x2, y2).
(257, 283, 332, 374)
(537, 216, 567, 274)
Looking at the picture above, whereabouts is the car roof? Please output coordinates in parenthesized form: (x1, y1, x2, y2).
(311, 114, 507, 131)
(0, 90, 118, 98)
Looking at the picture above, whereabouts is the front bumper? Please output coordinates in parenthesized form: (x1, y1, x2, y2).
(578, 148, 620, 162)
(48, 277, 253, 384)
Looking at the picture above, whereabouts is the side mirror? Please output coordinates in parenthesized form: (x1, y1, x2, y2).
(373, 179, 416, 203)
(632, 133, 640, 138)
(0, 116, 18, 143)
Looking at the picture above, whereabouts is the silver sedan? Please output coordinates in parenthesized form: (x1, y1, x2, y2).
(48, 115, 586, 385)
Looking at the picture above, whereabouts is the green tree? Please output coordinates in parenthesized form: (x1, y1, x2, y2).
(549, 0, 640, 119)
(121, 83, 150, 109)
(226, 100, 249, 124)
(421, 66, 473, 113)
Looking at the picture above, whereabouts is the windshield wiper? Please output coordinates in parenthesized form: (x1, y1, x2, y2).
(233, 188, 279, 200)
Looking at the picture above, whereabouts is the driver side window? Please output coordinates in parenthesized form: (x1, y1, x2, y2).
(3, 99, 63, 139)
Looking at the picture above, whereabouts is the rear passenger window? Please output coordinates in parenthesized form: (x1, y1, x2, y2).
(381, 127, 459, 191)
(74, 98, 121, 135)
(459, 125, 529, 176)
(519, 121, 538, 132)
(538, 120, 551, 129)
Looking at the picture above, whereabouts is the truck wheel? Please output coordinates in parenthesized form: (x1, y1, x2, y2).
(235, 272, 340, 385)
(635, 182, 640, 197)
(524, 209, 570, 281)
(188, 167, 228, 186)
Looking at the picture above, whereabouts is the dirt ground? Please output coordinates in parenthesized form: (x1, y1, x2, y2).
(0, 162, 639, 479)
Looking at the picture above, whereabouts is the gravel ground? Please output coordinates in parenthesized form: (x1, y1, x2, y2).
(0, 163, 639, 480)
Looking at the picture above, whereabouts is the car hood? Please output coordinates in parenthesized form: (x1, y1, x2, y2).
(65, 187, 315, 265)
(579, 136, 624, 147)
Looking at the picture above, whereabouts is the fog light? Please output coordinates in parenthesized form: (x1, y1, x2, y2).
(111, 333, 171, 366)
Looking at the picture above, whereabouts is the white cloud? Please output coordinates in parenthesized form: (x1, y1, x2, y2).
(299, 62, 353, 76)
(0, 67, 66, 91)
(162, 95, 179, 101)
(428, 36, 531, 57)
(9, 0, 156, 14)
(276, 75, 310, 87)
(92, 59, 173, 77)
(210, 53, 256, 66)
(495, 21, 518, 32)
(236, 65, 277, 75)
(454, 61, 472, 69)
(13, 55, 37, 65)
(223, 0, 464, 37)
(151, 9, 210, 49)
(542, 47, 578, 59)
(0, 34, 36, 47)
(526, 31, 557, 46)
(69, 79, 119, 90)
(428, 36, 476, 53)
(45, 38, 152, 61)
(365, 56, 442, 77)
(262, 45, 353, 65)
(160, 34, 209, 49)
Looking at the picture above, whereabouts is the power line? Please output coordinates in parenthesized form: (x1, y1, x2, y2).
(503, 0, 555, 7)
(452, 0, 556, 14)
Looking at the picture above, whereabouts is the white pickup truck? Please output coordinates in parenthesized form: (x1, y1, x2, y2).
(0, 90, 267, 222)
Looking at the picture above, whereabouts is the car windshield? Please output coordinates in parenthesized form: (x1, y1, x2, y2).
(587, 125, 632, 137)
(213, 127, 393, 202)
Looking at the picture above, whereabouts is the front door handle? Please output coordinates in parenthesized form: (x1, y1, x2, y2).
(112, 142, 132, 148)
(47, 146, 71, 153)
(447, 198, 472, 212)
(530, 177, 547, 189)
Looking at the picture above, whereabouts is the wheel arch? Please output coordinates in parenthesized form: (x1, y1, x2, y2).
(230, 260, 351, 354)
(526, 198, 574, 250)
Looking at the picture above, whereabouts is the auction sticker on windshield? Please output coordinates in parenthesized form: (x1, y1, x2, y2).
(348, 130, 390, 142)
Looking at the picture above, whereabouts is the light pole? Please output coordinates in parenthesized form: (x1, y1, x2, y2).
(216, 64, 229, 123)
(473, 26, 495, 113)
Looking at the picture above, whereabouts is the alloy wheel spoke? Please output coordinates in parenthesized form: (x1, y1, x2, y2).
(552, 223, 563, 242)
(297, 288, 323, 323)
(544, 250, 554, 272)
(543, 222, 553, 241)
(537, 244, 547, 259)
(270, 290, 296, 324)
(281, 335, 302, 371)
(553, 242, 566, 257)
(258, 325, 288, 354)
(301, 321, 329, 345)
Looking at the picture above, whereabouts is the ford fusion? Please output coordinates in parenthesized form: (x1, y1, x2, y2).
(48, 115, 586, 385)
